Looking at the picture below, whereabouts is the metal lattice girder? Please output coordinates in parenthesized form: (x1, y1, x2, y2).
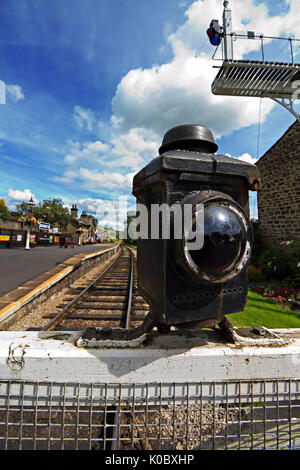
(212, 59, 300, 99)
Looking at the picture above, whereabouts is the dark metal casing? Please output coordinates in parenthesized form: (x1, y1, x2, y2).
(133, 125, 260, 327)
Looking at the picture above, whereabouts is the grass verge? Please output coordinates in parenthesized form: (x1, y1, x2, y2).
(230, 290, 300, 329)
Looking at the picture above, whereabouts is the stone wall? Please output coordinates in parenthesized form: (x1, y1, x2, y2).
(0, 219, 40, 232)
(256, 120, 300, 248)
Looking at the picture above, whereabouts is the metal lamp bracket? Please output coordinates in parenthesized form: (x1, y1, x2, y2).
(271, 97, 300, 121)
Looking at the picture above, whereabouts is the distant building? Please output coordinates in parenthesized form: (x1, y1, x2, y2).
(0, 203, 97, 247)
(256, 120, 300, 248)
(62, 205, 96, 244)
(96, 227, 107, 243)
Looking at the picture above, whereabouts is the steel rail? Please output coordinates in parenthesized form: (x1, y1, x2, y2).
(41, 246, 122, 331)
(125, 246, 134, 330)
(111, 245, 134, 450)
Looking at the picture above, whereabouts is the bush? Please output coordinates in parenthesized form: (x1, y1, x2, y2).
(284, 247, 300, 288)
(250, 221, 267, 266)
(258, 247, 300, 287)
(248, 265, 263, 283)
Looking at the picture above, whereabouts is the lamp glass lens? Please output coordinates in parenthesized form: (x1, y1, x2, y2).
(189, 205, 246, 277)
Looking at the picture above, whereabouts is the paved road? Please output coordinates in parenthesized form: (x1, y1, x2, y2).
(0, 244, 116, 297)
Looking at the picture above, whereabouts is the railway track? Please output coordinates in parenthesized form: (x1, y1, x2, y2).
(41, 246, 149, 331)
(26, 245, 155, 450)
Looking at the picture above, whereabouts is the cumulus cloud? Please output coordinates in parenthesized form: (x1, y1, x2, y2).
(226, 151, 258, 165)
(64, 139, 110, 164)
(111, 0, 300, 141)
(112, 53, 274, 139)
(109, 128, 159, 170)
(171, 0, 299, 59)
(55, 166, 134, 191)
(237, 152, 258, 165)
(53, 169, 78, 184)
(57, 0, 298, 198)
(74, 196, 135, 230)
(4, 188, 37, 209)
(6, 84, 24, 103)
(63, 127, 158, 169)
(78, 168, 134, 190)
(57, 126, 159, 193)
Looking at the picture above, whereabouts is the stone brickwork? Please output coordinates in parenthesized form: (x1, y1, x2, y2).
(256, 120, 300, 248)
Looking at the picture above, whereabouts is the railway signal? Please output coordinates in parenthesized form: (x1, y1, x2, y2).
(207, 19, 223, 46)
(210, 0, 300, 120)
(133, 124, 260, 331)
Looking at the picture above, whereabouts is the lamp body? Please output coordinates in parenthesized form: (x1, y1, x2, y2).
(132, 126, 260, 327)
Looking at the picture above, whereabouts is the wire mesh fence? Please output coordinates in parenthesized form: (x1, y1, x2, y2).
(0, 379, 299, 450)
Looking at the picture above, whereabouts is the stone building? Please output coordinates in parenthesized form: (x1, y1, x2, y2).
(256, 120, 300, 248)
(0, 204, 97, 247)
(62, 205, 96, 244)
(0, 218, 60, 247)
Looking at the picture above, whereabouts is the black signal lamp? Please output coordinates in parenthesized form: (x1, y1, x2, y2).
(133, 124, 260, 329)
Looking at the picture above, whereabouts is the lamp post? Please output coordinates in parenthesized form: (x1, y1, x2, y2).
(24, 197, 35, 250)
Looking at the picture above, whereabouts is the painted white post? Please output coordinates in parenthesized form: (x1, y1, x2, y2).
(223, 1, 233, 61)
(25, 226, 31, 250)
(24, 197, 35, 250)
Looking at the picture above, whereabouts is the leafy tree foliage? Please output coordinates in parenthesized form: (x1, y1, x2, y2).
(86, 214, 98, 229)
(0, 198, 17, 221)
(17, 198, 71, 230)
(0, 199, 8, 211)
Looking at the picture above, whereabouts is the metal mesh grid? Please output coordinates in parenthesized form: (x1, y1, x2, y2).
(0, 379, 299, 450)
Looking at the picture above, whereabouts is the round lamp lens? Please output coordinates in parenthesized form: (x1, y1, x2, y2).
(188, 205, 246, 278)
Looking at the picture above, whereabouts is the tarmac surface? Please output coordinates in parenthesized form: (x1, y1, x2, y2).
(0, 244, 115, 297)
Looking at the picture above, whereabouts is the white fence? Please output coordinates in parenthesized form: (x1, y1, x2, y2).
(0, 329, 299, 450)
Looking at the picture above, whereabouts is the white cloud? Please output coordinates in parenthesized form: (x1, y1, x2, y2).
(73, 196, 135, 230)
(57, 128, 154, 192)
(4, 188, 37, 209)
(226, 151, 258, 165)
(53, 169, 78, 184)
(73, 105, 95, 132)
(109, 128, 159, 170)
(61, 127, 158, 176)
(64, 139, 110, 164)
(6, 84, 24, 103)
(111, 0, 300, 141)
(173, 0, 298, 58)
(55, 166, 134, 192)
(78, 168, 134, 190)
(112, 53, 275, 139)
(237, 152, 258, 165)
(57, 1, 298, 198)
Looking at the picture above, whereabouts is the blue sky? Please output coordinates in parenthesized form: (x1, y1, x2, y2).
(0, 0, 299, 226)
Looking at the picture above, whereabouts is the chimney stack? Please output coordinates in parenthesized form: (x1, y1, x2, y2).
(71, 204, 78, 218)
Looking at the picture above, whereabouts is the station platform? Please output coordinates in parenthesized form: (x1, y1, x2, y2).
(0, 244, 118, 329)
(0, 244, 115, 297)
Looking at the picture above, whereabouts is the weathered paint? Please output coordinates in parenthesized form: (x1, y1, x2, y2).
(0, 329, 299, 384)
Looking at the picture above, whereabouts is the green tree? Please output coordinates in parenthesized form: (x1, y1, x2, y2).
(17, 198, 71, 230)
(0, 198, 17, 221)
(0, 198, 8, 220)
(87, 215, 98, 229)
(0, 199, 8, 212)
